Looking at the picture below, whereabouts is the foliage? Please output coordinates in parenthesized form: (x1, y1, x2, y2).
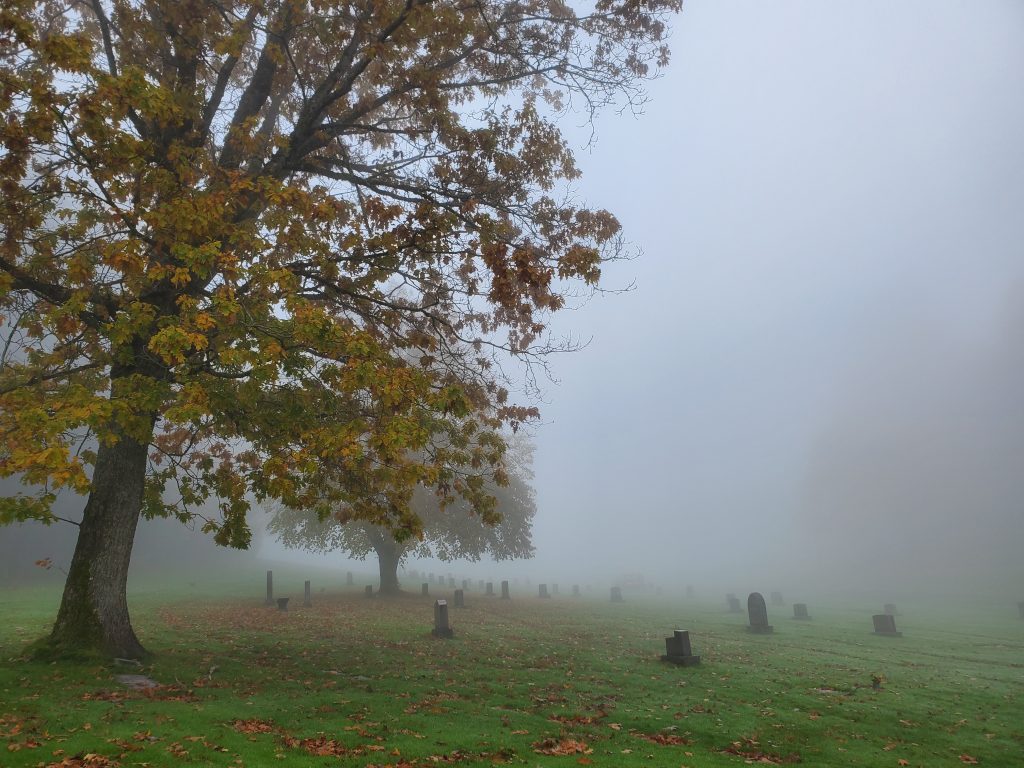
(268, 434, 536, 564)
(0, 0, 680, 542)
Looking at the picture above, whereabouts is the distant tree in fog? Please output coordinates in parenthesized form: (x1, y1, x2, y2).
(269, 439, 535, 594)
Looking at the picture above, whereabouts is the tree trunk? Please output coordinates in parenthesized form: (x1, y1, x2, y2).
(44, 422, 154, 659)
(373, 538, 403, 596)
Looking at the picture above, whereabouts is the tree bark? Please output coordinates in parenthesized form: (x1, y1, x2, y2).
(44, 420, 155, 659)
(373, 537, 403, 596)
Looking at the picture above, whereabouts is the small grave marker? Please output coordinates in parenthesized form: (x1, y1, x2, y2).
(454, 589, 465, 608)
(610, 586, 624, 603)
(552, 583, 559, 596)
(276, 597, 289, 611)
(478, 579, 485, 591)
(726, 594, 742, 613)
(792, 603, 810, 620)
(770, 591, 784, 606)
(422, 583, 429, 596)
(501, 580, 510, 600)
(432, 599, 454, 638)
(485, 581, 494, 596)
(747, 592, 773, 633)
(873, 614, 902, 637)
(538, 584, 550, 599)
(265, 570, 274, 605)
(661, 629, 701, 666)
(346, 571, 353, 586)
(303, 580, 312, 608)
(365, 585, 373, 598)
(462, 579, 469, 591)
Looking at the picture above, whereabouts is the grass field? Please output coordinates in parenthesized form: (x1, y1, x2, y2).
(1, 568, 1022, 767)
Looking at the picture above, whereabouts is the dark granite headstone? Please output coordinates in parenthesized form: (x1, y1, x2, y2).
(686, 585, 695, 599)
(276, 597, 289, 611)
(610, 586, 624, 603)
(727, 595, 742, 613)
(792, 603, 810, 620)
(303, 580, 312, 608)
(747, 592, 773, 633)
(884, 603, 897, 616)
(346, 571, 353, 586)
(661, 629, 701, 666)
(265, 570, 274, 605)
(873, 613, 902, 637)
(572, 584, 580, 597)
(538, 584, 550, 599)
(365, 585, 373, 598)
(485, 581, 494, 596)
(501, 580, 510, 600)
(453, 589, 465, 608)
(770, 591, 784, 606)
(432, 599, 454, 638)
(421, 583, 429, 596)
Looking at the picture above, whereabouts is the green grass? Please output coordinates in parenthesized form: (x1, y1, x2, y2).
(2, 570, 1022, 767)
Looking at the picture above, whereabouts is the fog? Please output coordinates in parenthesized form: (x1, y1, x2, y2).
(3, 1, 1023, 603)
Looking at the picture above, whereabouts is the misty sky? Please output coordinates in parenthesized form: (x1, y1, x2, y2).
(3, 1, 1023, 598)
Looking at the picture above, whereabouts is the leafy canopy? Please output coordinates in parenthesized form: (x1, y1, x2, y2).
(0, 0, 679, 542)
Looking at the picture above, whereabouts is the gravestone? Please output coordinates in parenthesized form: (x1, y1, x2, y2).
(727, 595, 742, 613)
(422, 583, 429, 596)
(478, 580, 485, 591)
(747, 592, 773, 633)
(610, 587, 624, 603)
(346, 571, 353, 586)
(429, 573, 435, 583)
(792, 603, 810, 620)
(265, 570, 274, 605)
(770, 591, 784, 606)
(303, 580, 312, 608)
(462, 579, 469, 591)
(572, 585, 580, 597)
(873, 614, 902, 637)
(485, 581, 494, 596)
(276, 597, 289, 611)
(365, 585, 373, 598)
(884, 603, 897, 616)
(686, 585, 694, 599)
(538, 584, 550, 599)
(660, 629, 701, 666)
(432, 599, 454, 638)
(448, 576, 455, 588)
(552, 583, 559, 596)
(501, 580, 510, 600)
(454, 589, 465, 608)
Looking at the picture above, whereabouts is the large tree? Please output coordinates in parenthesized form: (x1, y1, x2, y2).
(0, 0, 679, 657)
(269, 436, 535, 594)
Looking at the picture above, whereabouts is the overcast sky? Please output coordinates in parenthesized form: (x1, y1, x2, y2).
(520, 0, 1024, 595)
(4, 1, 1022, 600)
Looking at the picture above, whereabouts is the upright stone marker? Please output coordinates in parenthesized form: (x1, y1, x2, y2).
(552, 583, 559, 596)
(462, 579, 469, 591)
(884, 603, 897, 616)
(661, 629, 701, 666)
(422, 583, 429, 596)
(610, 586, 624, 603)
(454, 589, 465, 608)
(303, 580, 312, 608)
(747, 592, 773, 633)
(265, 570, 274, 605)
(873, 614, 902, 637)
(501, 580, 510, 600)
(346, 571, 353, 586)
(572, 585, 580, 598)
(792, 603, 810, 620)
(365, 585, 373, 598)
(485, 581, 494, 596)
(538, 584, 550, 599)
(448, 576, 455, 588)
(432, 599, 454, 638)
(276, 597, 289, 611)
(770, 591, 784, 606)
(726, 594, 742, 613)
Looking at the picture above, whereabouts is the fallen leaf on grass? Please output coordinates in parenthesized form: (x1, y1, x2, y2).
(959, 756, 979, 764)
(721, 736, 801, 765)
(44, 754, 120, 768)
(532, 738, 593, 756)
(635, 732, 691, 746)
(231, 719, 275, 735)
